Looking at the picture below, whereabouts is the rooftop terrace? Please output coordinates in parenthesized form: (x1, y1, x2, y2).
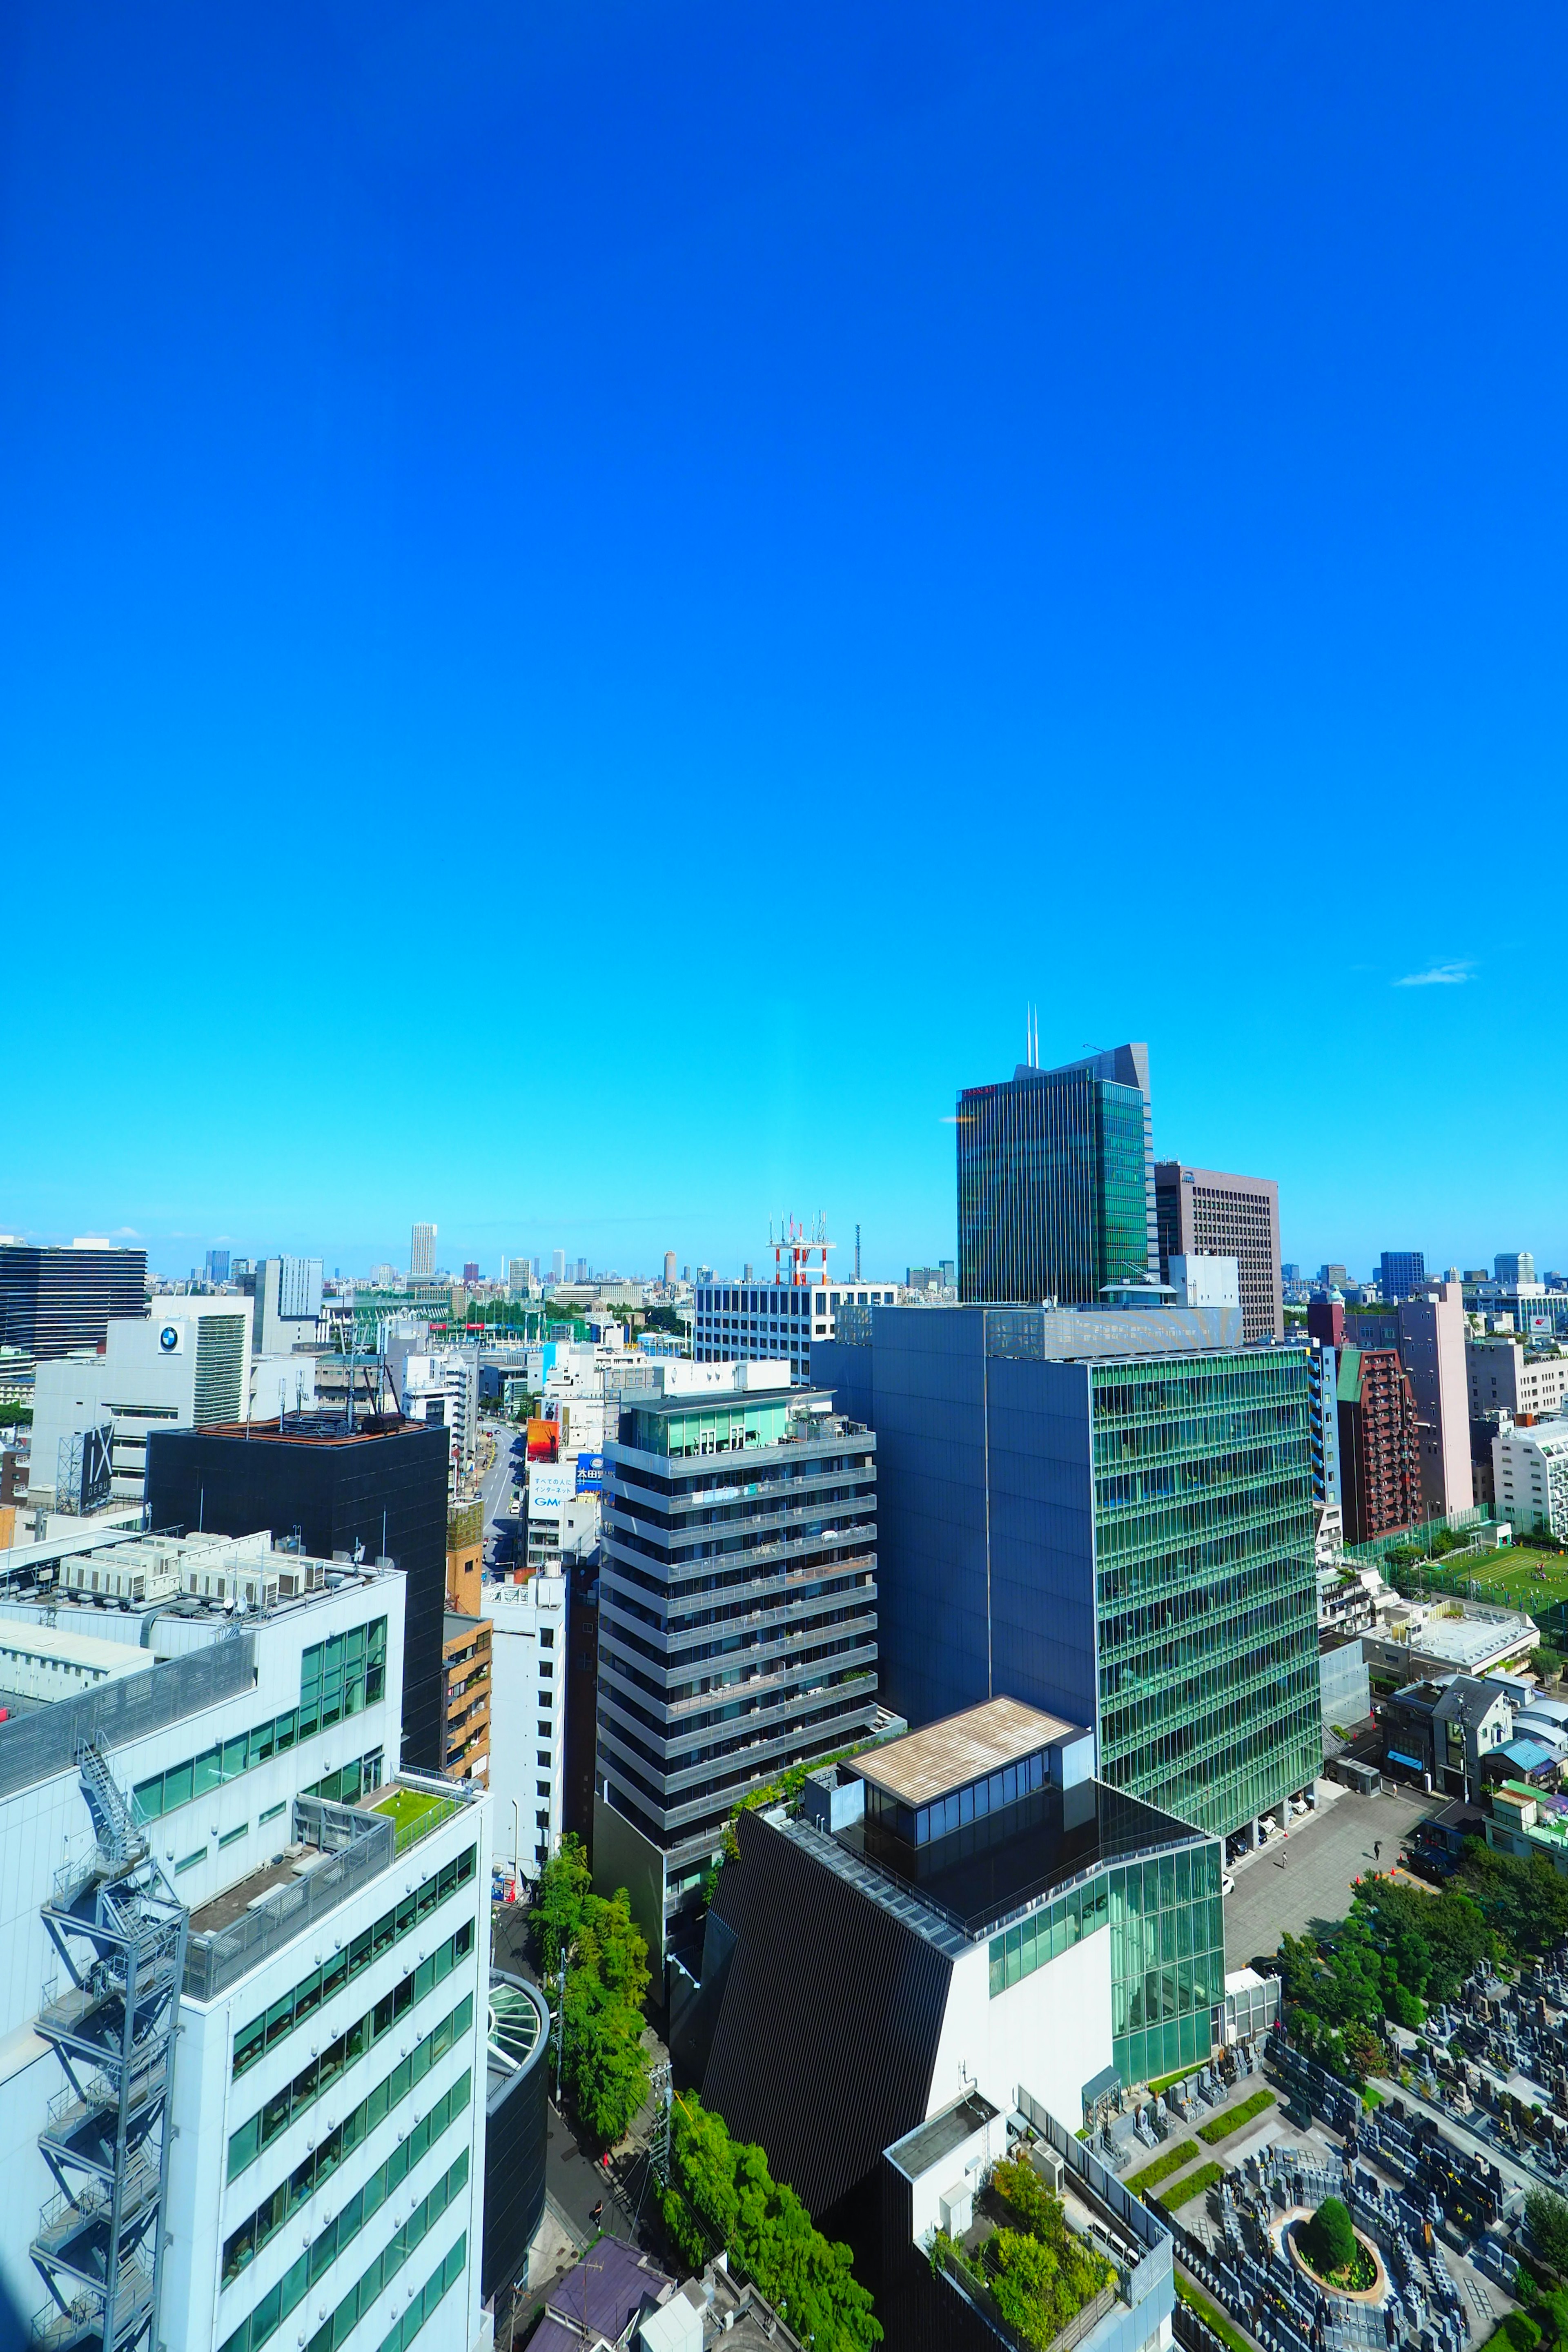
(849, 1696, 1080, 1809)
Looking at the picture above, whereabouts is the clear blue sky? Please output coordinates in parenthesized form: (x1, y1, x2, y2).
(4, 2, 1566, 1281)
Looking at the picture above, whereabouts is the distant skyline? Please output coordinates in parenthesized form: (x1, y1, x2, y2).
(5, 4, 1568, 1276)
(2, 1005, 1559, 1283)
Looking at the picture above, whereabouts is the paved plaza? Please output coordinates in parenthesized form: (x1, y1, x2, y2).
(1223, 1780, 1441, 1969)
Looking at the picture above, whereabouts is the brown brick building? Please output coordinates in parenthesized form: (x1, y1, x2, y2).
(1336, 1343, 1423, 1544)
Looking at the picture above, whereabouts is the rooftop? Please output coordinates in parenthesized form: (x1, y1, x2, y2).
(848, 1696, 1079, 1809)
(829, 1775, 1210, 1943)
(885, 2090, 999, 2182)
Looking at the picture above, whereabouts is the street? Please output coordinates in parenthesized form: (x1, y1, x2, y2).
(476, 1414, 521, 1566)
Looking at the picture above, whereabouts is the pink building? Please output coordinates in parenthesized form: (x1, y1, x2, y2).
(1398, 1280, 1474, 1520)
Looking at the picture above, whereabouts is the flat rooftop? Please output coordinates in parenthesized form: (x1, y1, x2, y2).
(189, 1843, 315, 1935)
(847, 1696, 1079, 1808)
(838, 1777, 1210, 1940)
(886, 2091, 999, 2182)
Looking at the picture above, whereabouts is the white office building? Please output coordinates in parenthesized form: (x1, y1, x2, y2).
(483, 1572, 566, 1882)
(1495, 1418, 1568, 1540)
(29, 1297, 254, 1512)
(0, 1525, 488, 2352)
(397, 1353, 478, 1492)
(248, 1258, 324, 1359)
(691, 1278, 902, 1385)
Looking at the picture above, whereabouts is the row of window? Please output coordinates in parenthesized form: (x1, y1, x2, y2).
(234, 1846, 477, 2078)
(871, 1746, 1051, 1848)
(223, 2037, 472, 2295)
(134, 1619, 388, 1824)
(227, 1919, 475, 2181)
(221, 2149, 468, 2352)
(374, 2233, 467, 2352)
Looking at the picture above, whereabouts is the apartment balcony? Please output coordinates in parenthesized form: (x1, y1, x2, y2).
(598, 1556, 876, 1655)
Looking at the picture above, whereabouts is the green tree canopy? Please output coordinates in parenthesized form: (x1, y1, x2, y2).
(663, 2091, 882, 2351)
(1528, 2189, 1568, 2278)
(1302, 2199, 1359, 2277)
(529, 1835, 652, 2146)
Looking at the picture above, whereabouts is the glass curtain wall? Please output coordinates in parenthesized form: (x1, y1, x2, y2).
(986, 1838, 1225, 2089)
(1091, 1351, 1319, 1840)
(958, 1070, 1150, 1305)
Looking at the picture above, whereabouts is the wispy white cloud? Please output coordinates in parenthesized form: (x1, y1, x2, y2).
(1393, 961, 1474, 989)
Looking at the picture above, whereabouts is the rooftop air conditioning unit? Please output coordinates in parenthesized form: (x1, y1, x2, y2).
(276, 1563, 327, 1599)
(939, 2183, 973, 2238)
(183, 1566, 280, 1610)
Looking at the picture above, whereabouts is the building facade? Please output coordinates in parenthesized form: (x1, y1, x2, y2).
(680, 1697, 1205, 2336)
(483, 1572, 567, 1883)
(1494, 1420, 1568, 1539)
(146, 1419, 451, 1773)
(596, 1372, 880, 1962)
(690, 1280, 901, 1385)
(411, 1225, 438, 1282)
(1154, 1162, 1283, 1343)
(441, 1610, 492, 1780)
(817, 1303, 1320, 1845)
(0, 1243, 148, 1360)
(957, 1045, 1157, 1307)
(1335, 1345, 1423, 1544)
(0, 1526, 489, 2352)
(1468, 1338, 1568, 1423)
(1396, 1281, 1474, 1521)
(29, 1296, 254, 1512)
(1379, 1250, 1427, 1302)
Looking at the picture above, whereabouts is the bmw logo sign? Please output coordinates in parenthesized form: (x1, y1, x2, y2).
(159, 1325, 180, 1353)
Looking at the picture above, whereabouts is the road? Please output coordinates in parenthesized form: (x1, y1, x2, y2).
(476, 1416, 522, 1566)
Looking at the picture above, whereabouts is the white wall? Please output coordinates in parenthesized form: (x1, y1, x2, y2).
(923, 1920, 1114, 2136)
(486, 1575, 566, 1879)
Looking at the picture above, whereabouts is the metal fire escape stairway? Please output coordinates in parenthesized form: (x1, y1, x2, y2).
(31, 1739, 187, 2352)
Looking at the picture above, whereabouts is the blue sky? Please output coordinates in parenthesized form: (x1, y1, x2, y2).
(4, 1, 1566, 1281)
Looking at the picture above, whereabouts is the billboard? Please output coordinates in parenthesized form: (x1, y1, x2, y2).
(526, 1418, 559, 1462)
(528, 1463, 573, 1514)
(575, 1453, 605, 1494)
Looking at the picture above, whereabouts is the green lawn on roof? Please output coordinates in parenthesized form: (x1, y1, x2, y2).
(370, 1786, 451, 1838)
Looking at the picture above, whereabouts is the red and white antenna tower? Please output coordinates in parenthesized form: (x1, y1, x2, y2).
(768, 1213, 835, 1288)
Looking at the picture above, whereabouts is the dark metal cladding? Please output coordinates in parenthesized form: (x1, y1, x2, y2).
(699, 1806, 953, 2218)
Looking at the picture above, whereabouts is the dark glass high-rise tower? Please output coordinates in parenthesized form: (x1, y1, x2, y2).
(957, 1044, 1157, 1305)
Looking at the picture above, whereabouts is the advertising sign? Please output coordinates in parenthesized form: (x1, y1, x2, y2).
(526, 1417, 559, 1462)
(575, 1452, 605, 1494)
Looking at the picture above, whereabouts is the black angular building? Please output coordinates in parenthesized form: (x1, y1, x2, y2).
(0, 1243, 147, 1358)
(145, 1416, 449, 1771)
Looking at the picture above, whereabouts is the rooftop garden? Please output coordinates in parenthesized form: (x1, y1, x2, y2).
(932, 2153, 1117, 2352)
(368, 1783, 461, 1852)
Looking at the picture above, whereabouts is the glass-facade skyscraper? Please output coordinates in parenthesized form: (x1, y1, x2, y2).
(956, 1043, 1158, 1306)
(818, 1304, 1320, 1844)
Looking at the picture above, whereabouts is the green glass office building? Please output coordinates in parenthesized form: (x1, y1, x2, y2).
(957, 1043, 1158, 1306)
(818, 1306, 1320, 1846)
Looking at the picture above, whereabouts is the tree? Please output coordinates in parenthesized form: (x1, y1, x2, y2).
(0, 1400, 30, 1427)
(529, 1836, 653, 2146)
(1303, 2199, 1359, 2277)
(1529, 2190, 1568, 2277)
(663, 2091, 882, 2350)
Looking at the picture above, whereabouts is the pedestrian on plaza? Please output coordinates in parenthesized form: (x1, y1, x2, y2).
(1374, 1840, 1382, 1863)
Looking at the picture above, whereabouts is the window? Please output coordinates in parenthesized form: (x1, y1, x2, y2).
(232, 1846, 477, 2079)
(227, 1924, 475, 2183)
(176, 1847, 206, 1875)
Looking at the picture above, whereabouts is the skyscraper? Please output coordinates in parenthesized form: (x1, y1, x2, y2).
(1336, 1345, 1422, 1543)
(1496, 1250, 1537, 1285)
(595, 1368, 879, 1967)
(1154, 1162, 1283, 1343)
(1378, 1249, 1426, 1301)
(818, 1303, 1319, 1844)
(0, 1242, 147, 1359)
(1396, 1281, 1474, 1521)
(956, 1043, 1157, 1305)
(410, 1221, 437, 1280)
(204, 1246, 230, 1284)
